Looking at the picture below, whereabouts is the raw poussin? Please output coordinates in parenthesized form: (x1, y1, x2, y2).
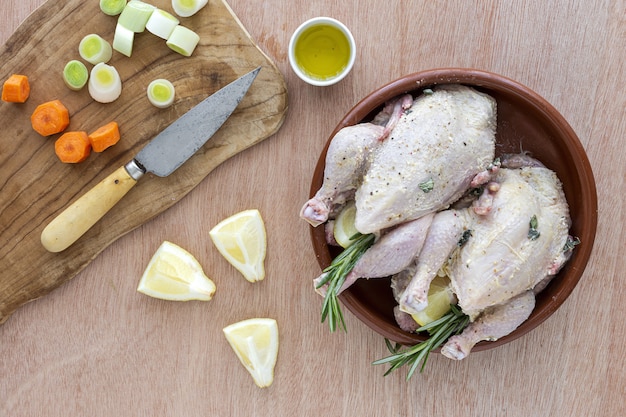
(300, 85, 498, 233)
(305, 85, 498, 294)
(302, 85, 577, 360)
(393, 154, 575, 359)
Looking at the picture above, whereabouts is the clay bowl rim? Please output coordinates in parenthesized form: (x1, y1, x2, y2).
(308, 68, 598, 351)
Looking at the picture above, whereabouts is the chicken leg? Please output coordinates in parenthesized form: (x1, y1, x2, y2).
(300, 95, 414, 227)
(441, 291, 535, 360)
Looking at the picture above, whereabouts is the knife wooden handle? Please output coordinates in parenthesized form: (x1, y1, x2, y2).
(41, 165, 139, 252)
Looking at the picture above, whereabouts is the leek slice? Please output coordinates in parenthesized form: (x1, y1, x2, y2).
(146, 9, 180, 40)
(89, 63, 122, 103)
(147, 79, 175, 108)
(172, 0, 209, 18)
(113, 23, 135, 57)
(78, 34, 113, 65)
(63, 60, 89, 91)
(118, 0, 156, 33)
(166, 25, 200, 57)
(100, 0, 127, 16)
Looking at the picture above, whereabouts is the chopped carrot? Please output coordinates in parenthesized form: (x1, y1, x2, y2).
(31, 99, 70, 136)
(88, 121, 120, 152)
(2, 74, 30, 103)
(54, 131, 91, 163)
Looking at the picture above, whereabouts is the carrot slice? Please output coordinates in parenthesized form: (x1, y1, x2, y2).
(55, 131, 91, 163)
(88, 121, 120, 152)
(31, 100, 70, 136)
(2, 74, 30, 103)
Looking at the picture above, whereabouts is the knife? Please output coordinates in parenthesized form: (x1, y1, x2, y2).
(41, 67, 261, 253)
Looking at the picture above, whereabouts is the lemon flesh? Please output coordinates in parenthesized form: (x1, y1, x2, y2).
(333, 201, 360, 248)
(411, 275, 454, 326)
(209, 209, 267, 282)
(223, 318, 279, 388)
(137, 241, 216, 301)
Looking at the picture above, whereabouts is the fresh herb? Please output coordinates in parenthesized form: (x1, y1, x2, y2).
(468, 186, 484, 198)
(316, 233, 375, 332)
(563, 235, 581, 252)
(528, 215, 540, 240)
(372, 305, 470, 379)
(419, 178, 434, 193)
(458, 229, 473, 246)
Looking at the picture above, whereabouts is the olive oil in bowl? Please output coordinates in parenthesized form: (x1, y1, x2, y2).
(289, 18, 355, 86)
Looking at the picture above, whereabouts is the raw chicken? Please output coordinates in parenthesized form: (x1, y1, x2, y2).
(396, 155, 573, 359)
(300, 85, 497, 231)
(441, 291, 536, 360)
(355, 85, 497, 233)
(313, 214, 435, 296)
(300, 95, 413, 227)
(302, 83, 575, 360)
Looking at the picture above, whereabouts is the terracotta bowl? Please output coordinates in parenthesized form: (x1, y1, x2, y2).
(309, 68, 598, 350)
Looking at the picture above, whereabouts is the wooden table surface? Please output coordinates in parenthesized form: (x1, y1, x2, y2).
(1, 1, 623, 416)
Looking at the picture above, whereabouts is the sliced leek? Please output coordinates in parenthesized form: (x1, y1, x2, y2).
(78, 34, 113, 65)
(63, 60, 89, 91)
(145, 9, 180, 40)
(100, 0, 127, 16)
(166, 25, 200, 57)
(118, 0, 156, 33)
(171, 0, 209, 18)
(88, 63, 122, 103)
(113, 23, 135, 57)
(147, 79, 175, 108)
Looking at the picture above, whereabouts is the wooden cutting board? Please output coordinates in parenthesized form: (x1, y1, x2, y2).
(0, 0, 288, 323)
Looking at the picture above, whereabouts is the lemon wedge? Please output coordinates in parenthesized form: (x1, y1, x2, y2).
(137, 241, 216, 301)
(411, 275, 454, 326)
(223, 318, 279, 388)
(333, 201, 360, 248)
(209, 209, 267, 282)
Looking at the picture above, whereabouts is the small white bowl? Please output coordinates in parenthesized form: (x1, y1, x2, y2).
(288, 17, 356, 86)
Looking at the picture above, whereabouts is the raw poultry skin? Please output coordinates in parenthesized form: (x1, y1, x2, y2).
(396, 155, 573, 359)
(300, 95, 413, 226)
(355, 85, 497, 233)
(302, 85, 575, 360)
(304, 85, 497, 295)
(300, 85, 497, 231)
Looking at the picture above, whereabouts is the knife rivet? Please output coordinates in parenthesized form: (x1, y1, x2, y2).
(114, 179, 120, 184)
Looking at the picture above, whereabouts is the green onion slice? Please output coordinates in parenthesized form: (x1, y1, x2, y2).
(63, 60, 89, 91)
(146, 9, 180, 40)
(99, 0, 127, 16)
(147, 79, 175, 108)
(172, 0, 209, 18)
(88, 63, 122, 103)
(166, 25, 200, 57)
(78, 34, 113, 65)
(118, 0, 156, 33)
(113, 23, 135, 57)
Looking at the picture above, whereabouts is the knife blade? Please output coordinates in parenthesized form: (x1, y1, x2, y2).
(41, 67, 261, 253)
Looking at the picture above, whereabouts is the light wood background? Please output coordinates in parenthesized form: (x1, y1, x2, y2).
(1, 1, 624, 416)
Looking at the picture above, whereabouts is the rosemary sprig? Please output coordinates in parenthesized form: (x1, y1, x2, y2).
(372, 304, 470, 379)
(316, 233, 375, 332)
(528, 214, 540, 240)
